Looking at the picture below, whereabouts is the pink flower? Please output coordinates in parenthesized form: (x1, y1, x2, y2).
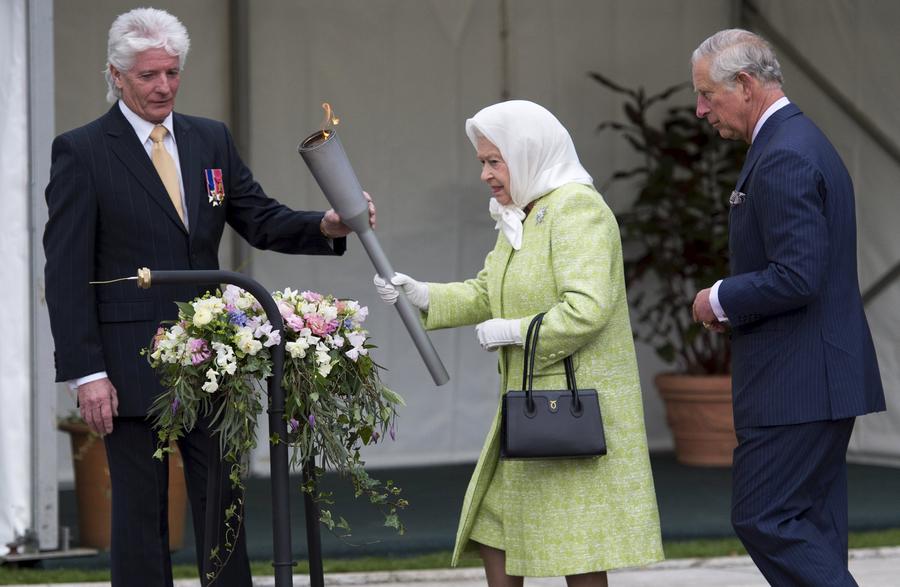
(277, 300, 295, 320)
(285, 314, 305, 332)
(304, 313, 329, 336)
(187, 338, 211, 365)
(335, 300, 347, 312)
(151, 327, 166, 350)
(302, 291, 323, 303)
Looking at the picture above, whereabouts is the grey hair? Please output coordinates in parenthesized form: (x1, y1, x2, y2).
(104, 8, 191, 103)
(692, 29, 783, 88)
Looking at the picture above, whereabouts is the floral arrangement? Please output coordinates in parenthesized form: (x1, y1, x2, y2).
(145, 285, 406, 575)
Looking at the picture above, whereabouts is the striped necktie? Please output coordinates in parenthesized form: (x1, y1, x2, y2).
(149, 125, 186, 225)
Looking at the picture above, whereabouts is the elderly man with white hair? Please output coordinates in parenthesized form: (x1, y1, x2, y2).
(43, 7, 374, 586)
(690, 28, 885, 587)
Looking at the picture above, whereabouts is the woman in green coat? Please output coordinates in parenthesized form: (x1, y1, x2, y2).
(375, 100, 663, 586)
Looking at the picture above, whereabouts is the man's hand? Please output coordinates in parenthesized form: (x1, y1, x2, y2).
(692, 288, 727, 333)
(78, 377, 118, 436)
(321, 191, 377, 238)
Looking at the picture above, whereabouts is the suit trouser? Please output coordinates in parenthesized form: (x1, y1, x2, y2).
(731, 418, 857, 587)
(104, 417, 251, 587)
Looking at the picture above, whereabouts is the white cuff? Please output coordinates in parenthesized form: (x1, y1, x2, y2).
(710, 280, 729, 323)
(68, 371, 108, 391)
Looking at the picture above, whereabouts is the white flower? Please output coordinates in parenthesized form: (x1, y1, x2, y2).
(347, 331, 366, 348)
(235, 293, 254, 311)
(330, 335, 344, 348)
(234, 327, 262, 355)
(300, 301, 317, 315)
(321, 304, 338, 321)
(286, 339, 310, 359)
(345, 346, 366, 362)
(314, 342, 331, 364)
(254, 323, 281, 347)
(202, 368, 219, 393)
(193, 308, 214, 326)
(345, 331, 368, 362)
(318, 362, 334, 378)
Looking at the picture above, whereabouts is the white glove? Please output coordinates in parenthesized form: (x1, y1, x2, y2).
(475, 318, 523, 351)
(373, 272, 430, 310)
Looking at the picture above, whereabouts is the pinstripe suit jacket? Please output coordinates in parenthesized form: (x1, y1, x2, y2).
(718, 103, 885, 427)
(44, 104, 345, 417)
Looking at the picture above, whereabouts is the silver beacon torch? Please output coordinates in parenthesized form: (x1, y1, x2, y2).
(298, 128, 450, 386)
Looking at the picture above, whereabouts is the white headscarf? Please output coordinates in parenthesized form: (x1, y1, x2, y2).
(465, 100, 593, 249)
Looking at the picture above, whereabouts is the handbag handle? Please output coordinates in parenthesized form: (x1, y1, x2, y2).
(521, 313, 583, 413)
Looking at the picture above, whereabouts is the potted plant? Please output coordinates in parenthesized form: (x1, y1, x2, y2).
(589, 72, 745, 466)
(58, 415, 188, 549)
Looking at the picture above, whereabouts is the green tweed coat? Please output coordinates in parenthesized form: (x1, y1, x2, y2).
(424, 183, 664, 576)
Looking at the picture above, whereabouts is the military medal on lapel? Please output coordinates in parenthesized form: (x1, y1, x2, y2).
(204, 168, 225, 206)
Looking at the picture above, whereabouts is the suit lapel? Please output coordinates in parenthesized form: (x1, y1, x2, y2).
(173, 113, 201, 241)
(103, 105, 188, 234)
(735, 103, 802, 192)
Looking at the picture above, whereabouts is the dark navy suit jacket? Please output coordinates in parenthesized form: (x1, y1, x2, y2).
(718, 103, 885, 428)
(44, 104, 345, 417)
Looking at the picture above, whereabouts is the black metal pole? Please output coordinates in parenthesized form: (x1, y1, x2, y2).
(139, 269, 323, 587)
(302, 457, 324, 587)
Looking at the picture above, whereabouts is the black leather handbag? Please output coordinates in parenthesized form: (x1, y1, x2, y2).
(500, 313, 607, 459)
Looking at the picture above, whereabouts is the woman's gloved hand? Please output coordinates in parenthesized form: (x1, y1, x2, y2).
(373, 272, 430, 310)
(475, 318, 523, 351)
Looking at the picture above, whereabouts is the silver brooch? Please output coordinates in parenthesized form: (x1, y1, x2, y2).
(729, 190, 746, 206)
(535, 207, 547, 224)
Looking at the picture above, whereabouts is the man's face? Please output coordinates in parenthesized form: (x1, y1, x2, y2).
(111, 48, 181, 124)
(692, 56, 750, 143)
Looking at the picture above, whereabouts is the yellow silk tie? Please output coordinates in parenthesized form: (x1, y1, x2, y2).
(149, 125, 186, 225)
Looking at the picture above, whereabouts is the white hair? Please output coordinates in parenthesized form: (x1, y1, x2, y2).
(692, 29, 783, 88)
(104, 8, 191, 103)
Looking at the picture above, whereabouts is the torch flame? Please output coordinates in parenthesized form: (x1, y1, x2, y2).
(320, 102, 340, 138)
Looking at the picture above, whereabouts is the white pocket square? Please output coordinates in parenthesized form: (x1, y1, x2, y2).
(729, 190, 747, 206)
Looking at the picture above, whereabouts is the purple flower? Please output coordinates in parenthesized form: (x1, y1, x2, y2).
(227, 310, 248, 326)
(308, 413, 316, 428)
(288, 418, 299, 432)
(171, 398, 180, 415)
(343, 318, 354, 329)
(389, 421, 396, 441)
(187, 338, 211, 365)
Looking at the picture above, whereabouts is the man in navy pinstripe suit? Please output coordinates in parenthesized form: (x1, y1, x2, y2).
(690, 29, 885, 586)
(43, 8, 374, 586)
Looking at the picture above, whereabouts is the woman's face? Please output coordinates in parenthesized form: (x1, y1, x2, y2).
(476, 136, 512, 206)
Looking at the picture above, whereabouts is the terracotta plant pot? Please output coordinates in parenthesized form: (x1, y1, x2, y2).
(58, 420, 188, 550)
(655, 373, 737, 467)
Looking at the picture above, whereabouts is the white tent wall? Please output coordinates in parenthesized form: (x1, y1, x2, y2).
(747, 0, 900, 464)
(0, 0, 33, 555)
(36, 0, 898, 496)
